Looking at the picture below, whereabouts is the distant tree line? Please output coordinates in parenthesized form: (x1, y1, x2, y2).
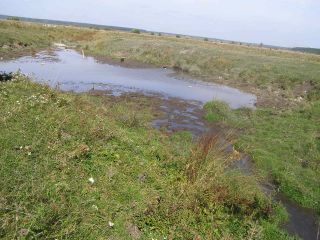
(7, 16, 20, 21)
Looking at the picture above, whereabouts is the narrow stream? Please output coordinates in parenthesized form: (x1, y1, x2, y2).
(0, 47, 318, 240)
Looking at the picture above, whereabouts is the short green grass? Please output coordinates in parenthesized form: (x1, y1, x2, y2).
(204, 100, 320, 213)
(0, 75, 294, 239)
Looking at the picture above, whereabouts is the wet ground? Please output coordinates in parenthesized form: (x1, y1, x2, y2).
(152, 99, 208, 137)
(1, 47, 318, 240)
(154, 98, 320, 240)
(91, 91, 320, 240)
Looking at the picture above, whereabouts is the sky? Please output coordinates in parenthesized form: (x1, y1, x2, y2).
(1, 0, 319, 48)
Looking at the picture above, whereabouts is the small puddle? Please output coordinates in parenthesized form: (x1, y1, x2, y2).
(0, 48, 256, 108)
(1, 48, 318, 239)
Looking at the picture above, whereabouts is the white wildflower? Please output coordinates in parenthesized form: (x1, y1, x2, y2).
(108, 221, 114, 227)
(88, 177, 95, 184)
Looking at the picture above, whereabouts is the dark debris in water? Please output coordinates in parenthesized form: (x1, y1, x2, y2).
(0, 72, 13, 82)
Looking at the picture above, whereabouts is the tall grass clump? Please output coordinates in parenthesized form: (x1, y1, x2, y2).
(136, 133, 290, 239)
(185, 134, 266, 211)
(204, 100, 233, 122)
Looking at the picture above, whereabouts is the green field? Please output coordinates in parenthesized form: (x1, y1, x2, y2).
(0, 74, 296, 239)
(1, 19, 319, 239)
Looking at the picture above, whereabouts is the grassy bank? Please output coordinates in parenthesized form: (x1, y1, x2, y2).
(204, 100, 320, 214)
(0, 20, 97, 60)
(0, 75, 295, 239)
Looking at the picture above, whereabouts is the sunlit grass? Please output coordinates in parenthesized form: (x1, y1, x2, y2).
(0, 75, 294, 239)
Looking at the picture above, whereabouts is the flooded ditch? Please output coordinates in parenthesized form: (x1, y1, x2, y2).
(0, 47, 318, 239)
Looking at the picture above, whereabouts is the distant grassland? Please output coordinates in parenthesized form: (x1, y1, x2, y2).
(1, 20, 320, 107)
(292, 47, 320, 55)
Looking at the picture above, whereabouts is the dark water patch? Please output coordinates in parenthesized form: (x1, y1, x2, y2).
(278, 194, 319, 240)
(262, 183, 320, 240)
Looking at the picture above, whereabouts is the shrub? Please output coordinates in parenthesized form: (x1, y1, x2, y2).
(131, 28, 140, 34)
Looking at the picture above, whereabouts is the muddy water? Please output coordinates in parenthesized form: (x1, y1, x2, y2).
(152, 100, 208, 137)
(1, 48, 318, 239)
(0, 48, 256, 108)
